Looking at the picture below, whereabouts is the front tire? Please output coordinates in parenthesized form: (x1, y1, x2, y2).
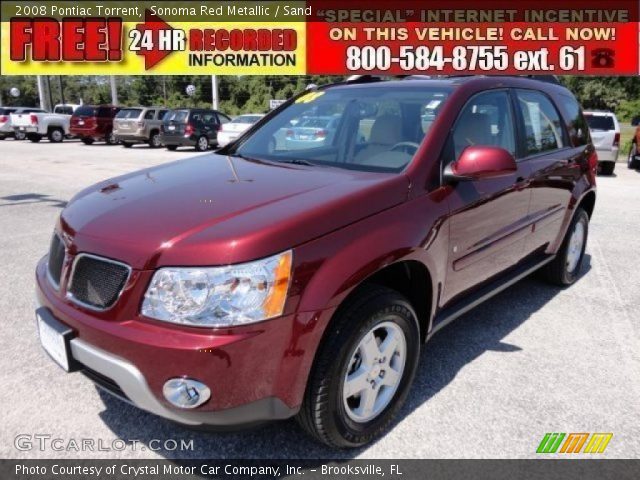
(297, 285, 420, 448)
(544, 207, 589, 286)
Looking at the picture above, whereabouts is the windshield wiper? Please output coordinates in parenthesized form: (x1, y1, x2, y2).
(278, 159, 317, 166)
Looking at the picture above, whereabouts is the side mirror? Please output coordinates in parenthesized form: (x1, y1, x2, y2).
(443, 146, 517, 183)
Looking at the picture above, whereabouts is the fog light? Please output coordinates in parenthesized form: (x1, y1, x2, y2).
(163, 378, 210, 409)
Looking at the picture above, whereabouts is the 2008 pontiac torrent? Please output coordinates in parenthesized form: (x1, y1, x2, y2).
(36, 75, 596, 448)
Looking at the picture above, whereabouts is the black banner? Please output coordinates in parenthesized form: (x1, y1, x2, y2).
(2, 459, 639, 480)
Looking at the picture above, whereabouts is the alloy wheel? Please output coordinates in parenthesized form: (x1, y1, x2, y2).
(342, 321, 407, 423)
(566, 220, 585, 273)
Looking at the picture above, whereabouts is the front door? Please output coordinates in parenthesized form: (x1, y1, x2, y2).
(442, 90, 531, 305)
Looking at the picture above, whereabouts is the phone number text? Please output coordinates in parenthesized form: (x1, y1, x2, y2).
(346, 45, 586, 72)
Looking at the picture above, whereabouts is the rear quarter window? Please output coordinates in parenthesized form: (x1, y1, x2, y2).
(557, 94, 589, 146)
(515, 90, 566, 156)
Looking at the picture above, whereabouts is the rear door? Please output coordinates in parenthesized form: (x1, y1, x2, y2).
(442, 90, 531, 304)
(514, 89, 580, 256)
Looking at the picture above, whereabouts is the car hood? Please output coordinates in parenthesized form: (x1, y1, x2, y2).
(59, 154, 409, 269)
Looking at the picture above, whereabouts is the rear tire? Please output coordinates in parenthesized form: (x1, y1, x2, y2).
(297, 285, 420, 448)
(48, 128, 64, 143)
(166, 145, 178, 151)
(27, 134, 41, 143)
(14, 131, 26, 141)
(599, 162, 615, 175)
(195, 135, 209, 152)
(81, 138, 94, 145)
(543, 207, 589, 286)
(148, 131, 161, 148)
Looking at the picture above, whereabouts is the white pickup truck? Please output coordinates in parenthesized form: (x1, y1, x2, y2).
(11, 104, 81, 143)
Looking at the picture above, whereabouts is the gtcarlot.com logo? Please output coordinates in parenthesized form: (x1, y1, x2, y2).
(14, 434, 194, 452)
(536, 433, 613, 454)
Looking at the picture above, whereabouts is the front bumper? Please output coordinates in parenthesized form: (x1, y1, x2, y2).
(35, 256, 326, 427)
(69, 331, 294, 426)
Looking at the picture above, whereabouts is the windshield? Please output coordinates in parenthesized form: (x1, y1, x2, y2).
(233, 85, 451, 172)
(116, 108, 142, 119)
(584, 115, 615, 131)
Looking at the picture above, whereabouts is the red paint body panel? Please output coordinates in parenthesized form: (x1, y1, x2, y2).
(36, 76, 596, 418)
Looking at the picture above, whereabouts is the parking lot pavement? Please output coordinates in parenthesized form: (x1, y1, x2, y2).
(1, 138, 639, 460)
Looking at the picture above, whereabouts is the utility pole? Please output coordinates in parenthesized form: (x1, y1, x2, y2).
(36, 76, 52, 111)
(110, 76, 118, 105)
(45, 75, 54, 110)
(211, 75, 218, 110)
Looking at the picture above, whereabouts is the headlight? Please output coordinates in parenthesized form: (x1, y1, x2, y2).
(141, 251, 292, 327)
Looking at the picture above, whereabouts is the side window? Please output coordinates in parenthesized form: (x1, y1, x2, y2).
(144, 110, 155, 120)
(217, 113, 231, 124)
(191, 113, 202, 124)
(446, 90, 516, 164)
(516, 90, 565, 155)
(202, 112, 217, 125)
(157, 110, 168, 120)
(557, 94, 588, 147)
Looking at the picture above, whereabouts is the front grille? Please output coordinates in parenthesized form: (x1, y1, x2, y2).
(67, 254, 130, 310)
(47, 234, 65, 287)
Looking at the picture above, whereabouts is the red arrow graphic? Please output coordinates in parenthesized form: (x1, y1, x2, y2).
(134, 9, 175, 70)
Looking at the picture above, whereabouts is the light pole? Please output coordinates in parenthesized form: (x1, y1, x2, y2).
(110, 76, 119, 105)
(211, 75, 218, 110)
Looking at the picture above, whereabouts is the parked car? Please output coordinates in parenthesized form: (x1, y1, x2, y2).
(9, 104, 77, 142)
(284, 116, 340, 149)
(160, 108, 232, 151)
(35, 76, 596, 448)
(0, 106, 46, 140)
(70, 105, 121, 145)
(113, 107, 168, 148)
(216, 113, 264, 147)
(583, 110, 619, 175)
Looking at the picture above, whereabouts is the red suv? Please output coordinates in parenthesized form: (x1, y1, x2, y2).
(70, 105, 121, 145)
(35, 76, 596, 448)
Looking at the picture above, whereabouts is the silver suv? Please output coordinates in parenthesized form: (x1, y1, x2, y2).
(113, 107, 168, 148)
